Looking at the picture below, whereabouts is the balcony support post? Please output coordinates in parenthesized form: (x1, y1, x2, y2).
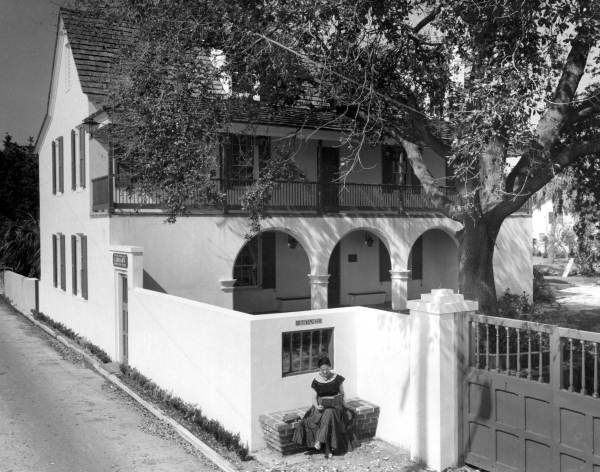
(308, 274, 330, 310)
(390, 269, 411, 311)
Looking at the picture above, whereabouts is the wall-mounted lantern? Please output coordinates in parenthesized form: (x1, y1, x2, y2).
(287, 235, 298, 249)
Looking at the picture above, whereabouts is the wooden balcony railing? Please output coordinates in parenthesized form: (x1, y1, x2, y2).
(91, 177, 532, 215)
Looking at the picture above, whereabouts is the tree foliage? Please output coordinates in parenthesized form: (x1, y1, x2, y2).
(0, 135, 39, 277)
(73, 0, 600, 312)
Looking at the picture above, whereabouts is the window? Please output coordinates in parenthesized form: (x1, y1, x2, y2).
(79, 127, 86, 188)
(233, 232, 276, 288)
(52, 141, 56, 195)
(282, 328, 333, 376)
(222, 135, 270, 182)
(71, 130, 77, 190)
(57, 137, 64, 193)
(53, 233, 66, 290)
(381, 145, 404, 186)
(71, 233, 88, 299)
(409, 236, 423, 280)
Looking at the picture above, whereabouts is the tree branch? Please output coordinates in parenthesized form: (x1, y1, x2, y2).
(413, 6, 441, 34)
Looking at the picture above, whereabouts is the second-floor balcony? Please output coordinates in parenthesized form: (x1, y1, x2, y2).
(91, 176, 532, 215)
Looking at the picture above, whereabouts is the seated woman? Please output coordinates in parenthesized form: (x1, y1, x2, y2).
(292, 356, 354, 458)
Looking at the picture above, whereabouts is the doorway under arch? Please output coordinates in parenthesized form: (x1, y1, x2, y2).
(407, 228, 459, 300)
(232, 230, 311, 314)
(327, 230, 392, 308)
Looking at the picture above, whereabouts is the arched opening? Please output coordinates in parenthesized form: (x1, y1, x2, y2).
(232, 230, 311, 314)
(327, 230, 391, 308)
(407, 229, 458, 300)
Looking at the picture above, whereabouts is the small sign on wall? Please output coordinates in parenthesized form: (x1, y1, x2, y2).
(348, 254, 358, 263)
(296, 318, 322, 326)
(113, 253, 128, 269)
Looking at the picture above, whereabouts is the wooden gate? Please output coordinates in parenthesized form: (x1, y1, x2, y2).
(463, 314, 600, 472)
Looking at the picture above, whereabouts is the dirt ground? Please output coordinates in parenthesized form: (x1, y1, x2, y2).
(533, 256, 600, 331)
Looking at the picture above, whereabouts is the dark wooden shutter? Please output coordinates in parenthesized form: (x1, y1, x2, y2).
(81, 235, 88, 300)
(381, 145, 396, 185)
(257, 136, 271, 173)
(59, 234, 66, 290)
(71, 235, 77, 294)
(261, 232, 276, 289)
(411, 236, 423, 280)
(71, 129, 77, 190)
(52, 141, 56, 195)
(58, 137, 64, 193)
(52, 234, 57, 287)
(379, 239, 391, 282)
(79, 128, 86, 188)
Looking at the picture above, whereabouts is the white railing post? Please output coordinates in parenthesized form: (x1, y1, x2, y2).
(407, 289, 478, 472)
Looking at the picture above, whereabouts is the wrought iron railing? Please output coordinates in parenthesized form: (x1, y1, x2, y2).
(91, 176, 531, 215)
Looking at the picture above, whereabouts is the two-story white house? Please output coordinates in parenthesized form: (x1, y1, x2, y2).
(36, 8, 533, 362)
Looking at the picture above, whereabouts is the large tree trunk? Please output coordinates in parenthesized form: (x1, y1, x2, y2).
(458, 216, 503, 314)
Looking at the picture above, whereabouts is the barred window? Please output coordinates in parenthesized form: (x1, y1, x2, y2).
(282, 328, 333, 377)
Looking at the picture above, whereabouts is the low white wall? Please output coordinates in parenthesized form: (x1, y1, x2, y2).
(2, 270, 38, 315)
(128, 288, 254, 446)
(248, 307, 362, 449)
(355, 309, 412, 449)
(128, 287, 414, 452)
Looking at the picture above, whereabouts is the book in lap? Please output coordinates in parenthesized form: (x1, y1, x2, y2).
(320, 394, 343, 408)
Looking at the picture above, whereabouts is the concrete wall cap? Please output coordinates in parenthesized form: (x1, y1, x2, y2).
(109, 245, 144, 254)
(406, 289, 478, 314)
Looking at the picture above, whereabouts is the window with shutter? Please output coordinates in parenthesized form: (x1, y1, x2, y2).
(52, 234, 57, 287)
(79, 128, 86, 188)
(81, 235, 88, 300)
(52, 141, 57, 195)
(58, 137, 64, 193)
(381, 145, 403, 185)
(59, 234, 66, 290)
(71, 130, 77, 190)
(71, 235, 77, 294)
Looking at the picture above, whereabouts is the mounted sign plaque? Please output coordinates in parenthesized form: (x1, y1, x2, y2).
(113, 253, 128, 269)
(295, 318, 322, 326)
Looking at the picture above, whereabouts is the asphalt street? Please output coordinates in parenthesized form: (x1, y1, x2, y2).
(0, 300, 216, 472)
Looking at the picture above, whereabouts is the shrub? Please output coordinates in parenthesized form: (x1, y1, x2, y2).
(497, 290, 532, 318)
(120, 364, 251, 460)
(533, 268, 555, 304)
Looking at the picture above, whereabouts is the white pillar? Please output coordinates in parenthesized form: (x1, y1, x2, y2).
(109, 245, 144, 288)
(407, 289, 478, 472)
(308, 274, 329, 309)
(390, 269, 411, 310)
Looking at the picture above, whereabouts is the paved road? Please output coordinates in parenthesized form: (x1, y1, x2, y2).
(0, 301, 216, 472)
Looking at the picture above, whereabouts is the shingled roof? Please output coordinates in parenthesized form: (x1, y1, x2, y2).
(60, 8, 135, 103)
(59, 8, 345, 131)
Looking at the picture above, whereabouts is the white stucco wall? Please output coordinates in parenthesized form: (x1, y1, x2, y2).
(128, 288, 254, 446)
(494, 216, 533, 296)
(37, 22, 115, 357)
(2, 271, 38, 314)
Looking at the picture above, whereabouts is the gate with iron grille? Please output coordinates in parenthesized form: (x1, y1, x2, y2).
(463, 313, 600, 472)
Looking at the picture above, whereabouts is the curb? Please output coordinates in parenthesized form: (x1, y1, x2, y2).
(9, 303, 239, 472)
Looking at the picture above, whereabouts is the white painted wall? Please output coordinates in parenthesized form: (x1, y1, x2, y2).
(2, 271, 38, 314)
(128, 288, 254, 446)
(355, 310, 412, 449)
(494, 216, 533, 296)
(37, 20, 116, 358)
(408, 229, 459, 300)
(337, 231, 390, 305)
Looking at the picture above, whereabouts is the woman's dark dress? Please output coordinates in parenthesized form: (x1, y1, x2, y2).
(293, 374, 355, 453)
